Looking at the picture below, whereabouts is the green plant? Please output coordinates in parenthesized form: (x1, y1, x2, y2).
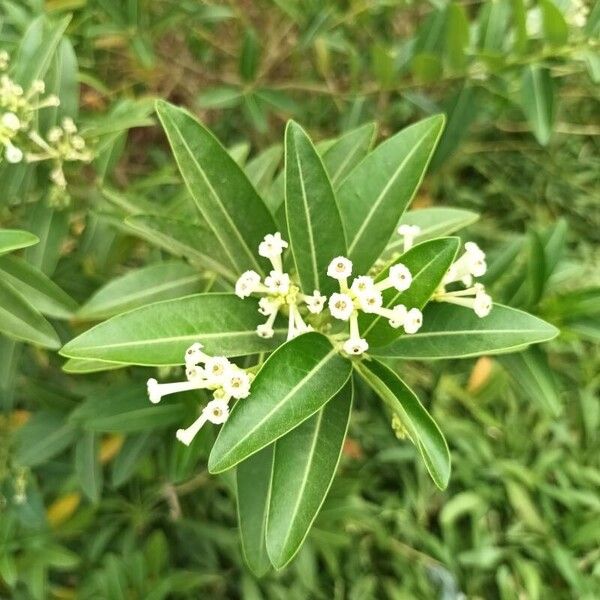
(60, 101, 557, 573)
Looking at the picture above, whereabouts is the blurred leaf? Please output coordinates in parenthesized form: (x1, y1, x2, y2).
(0, 229, 39, 255)
(239, 28, 260, 81)
(521, 66, 556, 145)
(540, 0, 569, 46)
(75, 432, 103, 503)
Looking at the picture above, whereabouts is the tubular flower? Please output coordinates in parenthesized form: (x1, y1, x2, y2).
(235, 232, 322, 341)
(433, 241, 493, 318)
(147, 342, 253, 446)
(326, 256, 423, 356)
(397, 224, 421, 253)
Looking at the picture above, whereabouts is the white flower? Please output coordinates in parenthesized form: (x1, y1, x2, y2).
(258, 232, 288, 258)
(327, 256, 353, 280)
(358, 289, 383, 314)
(343, 337, 369, 355)
(257, 323, 275, 338)
(5, 143, 22, 163)
(403, 308, 423, 334)
(204, 356, 232, 384)
(235, 270, 261, 298)
(2, 112, 20, 132)
(222, 368, 251, 399)
(389, 304, 408, 328)
(304, 290, 327, 314)
(47, 127, 63, 143)
(258, 296, 280, 316)
(443, 242, 487, 285)
(185, 342, 207, 366)
(328, 292, 354, 321)
(185, 365, 207, 383)
(147, 377, 204, 404)
(397, 224, 421, 252)
(62, 117, 77, 134)
(264, 270, 290, 295)
(388, 263, 412, 292)
(31, 80, 45, 94)
(473, 290, 492, 317)
(204, 398, 230, 424)
(351, 275, 375, 297)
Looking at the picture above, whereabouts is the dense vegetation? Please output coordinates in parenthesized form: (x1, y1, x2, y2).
(0, 1, 598, 598)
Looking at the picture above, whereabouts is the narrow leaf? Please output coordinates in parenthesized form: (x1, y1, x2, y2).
(155, 101, 276, 275)
(77, 261, 204, 320)
(61, 293, 286, 365)
(0, 229, 39, 255)
(0, 255, 77, 319)
(338, 115, 445, 273)
(236, 445, 274, 576)
(75, 432, 103, 503)
(521, 66, 555, 146)
(373, 303, 559, 359)
(267, 379, 353, 568)
(0, 278, 60, 349)
(355, 360, 450, 489)
(125, 215, 236, 280)
(285, 121, 347, 295)
(209, 332, 352, 473)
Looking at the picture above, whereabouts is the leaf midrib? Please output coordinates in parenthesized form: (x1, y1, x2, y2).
(214, 348, 338, 469)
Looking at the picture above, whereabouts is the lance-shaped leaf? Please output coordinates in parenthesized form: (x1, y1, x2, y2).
(125, 215, 236, 280)
(0, 229, 39, 255)
(0, 255, 77, 319)
(498, 347, 562, 417)
(338, 115, 445, 273)
(285, 121, 347, 295)
(268, 122, 376, 218)
(0, 279, 60, 349)
(267, 379, 353, 568)
(521, 66, 555, 146)
(372, 303, 559, 359)
(63, 358, 125, 374)
(236, 445, 274, 577)
(77, 261, 204, 320)
(361, 237, 460, 348)
(383, 208, 478, 258)
(355, 359, 450, 489)
(209, 332, 352, 473)
(61, 293, 286, 365)
(155, 100, 276, 275)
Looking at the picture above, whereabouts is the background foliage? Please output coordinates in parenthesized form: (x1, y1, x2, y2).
(0, 0, 598, 598)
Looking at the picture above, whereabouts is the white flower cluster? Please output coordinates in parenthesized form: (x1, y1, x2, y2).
(0, 51, 91, 196)
(327, 256, 423, 356)
(235, 232, 325, 341)
(566, 0, 589, 27)
(433, 241, 492, 317)
(147, 342, 253, 446)
(27, 117, 93, 189)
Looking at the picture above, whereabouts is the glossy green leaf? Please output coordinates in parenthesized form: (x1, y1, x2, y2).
(338, 115, 445, 273)
(373, 303, 559, 359)
(236, 445, 274, 577)
(325, 122, 376, 186)
(61, 293, 286, 365)
(155, 100, 276, 275)
(0, 255, 77, 319)
(125, 215, 236, 280)
(209, 332, 352, 473)
(78, 261, 204, 320)
(362, 238, 460, 347)
(0, 229, 39, 255)
(355, 359, 450, 489)
(75, 432, 103, 503)
(267, 379, 353, 568)
(521, 66, 555, 146)
(498, 347, 562, 417)
(285, 121, 346, 295)
(0, 279, 60, 349)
